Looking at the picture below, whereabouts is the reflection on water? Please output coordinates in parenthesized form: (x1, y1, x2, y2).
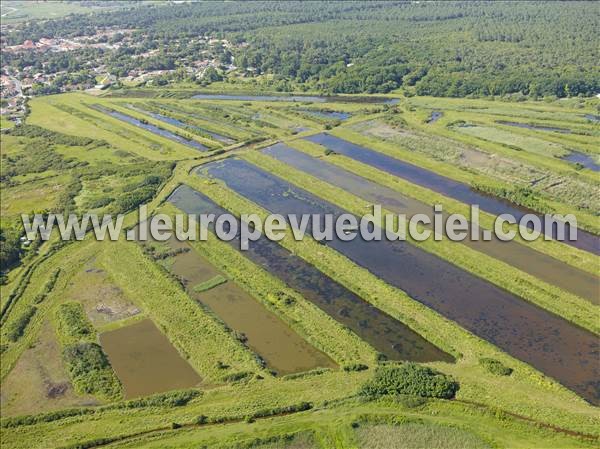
(263, 143, 599, 303)
(93, 105, 208, 151)
(200, 157, 600, 405)
(100, 319, 201, 399)
(169, 185, 452, 364)
(128, 105, 235, 144)
(299, 110, 351, 121)
(497, 120, 571, 134)
(426, 111, 443, 123)
(562, 151, 600, 172)
(305, 133, 600, 255)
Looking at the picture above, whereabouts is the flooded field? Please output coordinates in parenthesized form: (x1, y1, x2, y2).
(305, 133, 600, 255)
(201, 157, 600, 404)
(583, 114, 600, 122)
(496, 120, 571, 134)
(299, 110, 351, 121)
(127, 105, 235, 144)
(562, 151, 600, 172)
(164, 238, 336, 375)
(93, 105, 208, 151)
(263, 143, 599, 303)
(169, 185, 452, 364)
(191, 93, 398, 104)
(99, 319, 201, 399)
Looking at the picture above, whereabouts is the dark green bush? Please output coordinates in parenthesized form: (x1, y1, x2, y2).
(56, 302, 94, 341)
(1, 408, 93, 428)
(6, 124, 94, 146)
(222, 371, 254, 383)
(196, 415, 209, 425)
(360, 363, 459, 399)
(121, 390, 201, 408)
(479, 358, 513, 376)
(63, 342, 121, 399)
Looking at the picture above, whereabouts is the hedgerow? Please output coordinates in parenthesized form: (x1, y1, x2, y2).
(62, 342, 122, 400)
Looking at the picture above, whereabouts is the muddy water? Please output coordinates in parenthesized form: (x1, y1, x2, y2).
(93, 105, 208, 151)
(168, 185, 452, 364)
(191, 93, 398, 104)
(166, 239, 336, 375)
(263, 143, 599, 304)
(200, 158, 600, 405)
(305, 133, 600, 255)
(99, 319, 201, 399)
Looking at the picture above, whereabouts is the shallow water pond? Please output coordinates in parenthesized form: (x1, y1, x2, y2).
(100, 319, 201, 399)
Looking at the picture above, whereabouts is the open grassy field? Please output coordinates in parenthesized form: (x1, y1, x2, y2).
(1, 90, 598, 449)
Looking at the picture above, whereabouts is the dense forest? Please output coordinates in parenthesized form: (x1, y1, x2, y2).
(2, 1, 599, 97)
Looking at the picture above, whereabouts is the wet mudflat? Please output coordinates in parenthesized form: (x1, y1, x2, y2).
(200, 157, 600, 405)
(99, 319, 201, 399)
(93, 105, 208, 151)
(169, 185, 452, 364)
(263, 143, 599, 303)
(305, 133, 600, 255)
(165, 238, 336, 375)
(191, 93, 398, 104)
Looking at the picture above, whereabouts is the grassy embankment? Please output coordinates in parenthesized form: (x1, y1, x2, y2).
(314, 129, 599, 273)
(26, 95, 199, 161)
(158, 201, 376, 367)
(178, 166, 598, 435)
(243, 149, 598, 333)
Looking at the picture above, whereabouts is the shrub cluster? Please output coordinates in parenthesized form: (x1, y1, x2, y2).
(343, 363, 369, 372)
(62, 342, 121, 400)
(121, 390, 201, 408)
(359, 363, 459, 399)
(479, 358, 513, 376)
(471, 183, 554, 215)
(55, 302, 95, 342)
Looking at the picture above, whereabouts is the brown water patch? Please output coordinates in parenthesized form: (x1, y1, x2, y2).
(169, 186, 453, 364)
(168, 239, 337, 375)
(99, 319, 201, 399)
(201, 157, 600, 404)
